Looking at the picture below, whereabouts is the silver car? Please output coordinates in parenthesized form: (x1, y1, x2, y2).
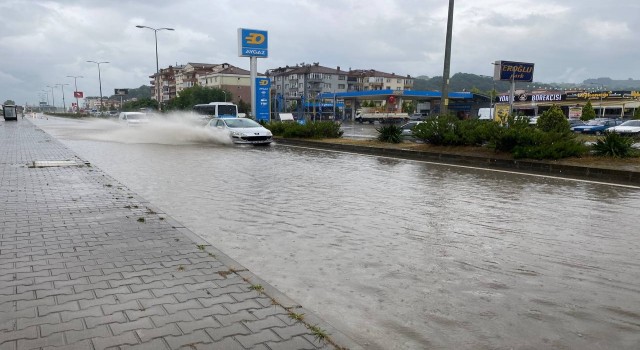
(399, 121, 423, 137)
(206, 117, 273, 145)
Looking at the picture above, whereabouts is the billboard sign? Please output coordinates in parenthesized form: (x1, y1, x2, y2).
(255, 77, 270, 122)
(238, 28, 268, 57)
(114, 89, 129, 96)
(568, 107, 583, 119)
(73, 91, 83, 98)
(494, 60, 535, 82)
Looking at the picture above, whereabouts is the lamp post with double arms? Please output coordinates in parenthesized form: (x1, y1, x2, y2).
(67, 75, 83, 112)
(135, 25, 175, 112)
(86, 61, 109, 111)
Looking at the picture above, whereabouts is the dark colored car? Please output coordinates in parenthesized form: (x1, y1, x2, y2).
(570, 118, 624, 135)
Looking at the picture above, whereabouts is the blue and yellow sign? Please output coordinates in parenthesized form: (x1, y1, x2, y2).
(238, 28, 268, 58)
(494, 60, 535, 82)
(255, 77, 270, 122)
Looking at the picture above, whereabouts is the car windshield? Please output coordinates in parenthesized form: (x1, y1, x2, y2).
(620, 120, 640, 127)
(224, 118, 261, 128)
(127, 114, 147, 120)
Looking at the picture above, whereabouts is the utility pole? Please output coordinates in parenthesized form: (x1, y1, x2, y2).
(440, 0, 454, 116)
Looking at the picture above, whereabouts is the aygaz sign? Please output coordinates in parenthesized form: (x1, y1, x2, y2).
(238, 28, 268, 58)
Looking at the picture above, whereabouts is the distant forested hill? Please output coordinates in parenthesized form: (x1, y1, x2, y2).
(413, 73, 640, 94)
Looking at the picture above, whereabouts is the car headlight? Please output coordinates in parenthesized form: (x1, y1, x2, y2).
(231, 131, 241, 136)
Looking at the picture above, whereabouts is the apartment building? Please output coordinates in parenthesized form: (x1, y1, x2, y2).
(150, 63, 253, 104)
(267, 63, 349, 111)
(347, 69, 414, 91)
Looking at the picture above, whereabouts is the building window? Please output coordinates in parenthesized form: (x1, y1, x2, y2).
(338, 75, 346, 80)
(338, 84, 345, 89)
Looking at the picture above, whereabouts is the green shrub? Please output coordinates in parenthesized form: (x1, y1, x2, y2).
(491, 125, 541, 153)
(592, 132, 636, 158)
(512, 133, 587, 159)
(537, 105, 570, 133)
(376, 124, 403, 143)
(264, 121, 343, 139)
(412, 116, 460, 145)
(455, 119, 498, 146)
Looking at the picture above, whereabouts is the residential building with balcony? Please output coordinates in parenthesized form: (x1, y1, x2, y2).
(267, 63, 349, 110)
(347, 69, 414, 92)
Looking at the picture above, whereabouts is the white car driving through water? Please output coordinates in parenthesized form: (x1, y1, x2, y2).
(118, 112, 150, 127)
(206, 117, 273, 145)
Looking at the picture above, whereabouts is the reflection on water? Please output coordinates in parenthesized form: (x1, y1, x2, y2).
(35, 117, 640, 350)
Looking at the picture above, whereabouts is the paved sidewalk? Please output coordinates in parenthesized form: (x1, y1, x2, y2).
(0, 120, 359, 350)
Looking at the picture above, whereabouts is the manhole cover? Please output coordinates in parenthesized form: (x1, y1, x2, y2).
(32, 160, 79, 168)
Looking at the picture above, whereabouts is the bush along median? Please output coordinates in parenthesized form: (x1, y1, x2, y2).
(406, 105, 637, 160)
(265, 121, 343, 139)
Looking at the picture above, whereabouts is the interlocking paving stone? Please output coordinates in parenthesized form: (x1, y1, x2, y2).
(0, 120, 359, 350)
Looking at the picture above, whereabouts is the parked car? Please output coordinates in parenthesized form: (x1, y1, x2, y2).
(606, 120, 640, 136)
(399, 121, 423, 137)
(570, 118, 623, 135)
(118, 112, 150, 127)
(206, 117, 272, 145)
(568, 119, 585, 128)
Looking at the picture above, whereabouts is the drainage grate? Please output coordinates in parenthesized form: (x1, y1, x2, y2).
(32, 160, 80, 168)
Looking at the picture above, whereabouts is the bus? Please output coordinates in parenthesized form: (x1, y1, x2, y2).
(192, 102, 238, 119)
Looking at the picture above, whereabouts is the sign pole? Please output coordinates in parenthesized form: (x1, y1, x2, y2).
(250, 56, 257, 119)
(510, 74, 515, 116)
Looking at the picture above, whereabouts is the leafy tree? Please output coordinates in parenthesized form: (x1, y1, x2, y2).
(537, 105, 570, 133)
(165, 85, 227, 110)
(633, 107, 640, 120)
(3, 100, 16, 105)
(121, 98, 158, 111)
(237, 99, 250, 114)
(581, 101, 597, 121)
(402, 101, 415, 113)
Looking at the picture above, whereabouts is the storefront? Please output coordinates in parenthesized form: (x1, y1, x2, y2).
(497, 90, 640, 118)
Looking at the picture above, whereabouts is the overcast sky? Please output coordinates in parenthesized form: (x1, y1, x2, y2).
(1, 0, 638, 106)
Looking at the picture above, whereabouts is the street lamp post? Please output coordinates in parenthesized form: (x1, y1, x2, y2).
(135, 25, 175, 112)
(87, 61, 109, 111)
(67, 75, 83, 112)
(41, 90, 50, 107)
(56, 83, 69, 112)
(46, 85, 56, 112)
(222, 90, 227, 102)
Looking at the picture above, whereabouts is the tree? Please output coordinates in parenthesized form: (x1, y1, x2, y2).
(581, 101, 597, 121)
(402, 101, 415, 113)
(237, 99, 250, 114)
(633, 107, 640, 120)
(3, 100, 15, 105)
(165, 85, 227, 110)
(121, 98, 158, 111)
(537, 105, 570, 133)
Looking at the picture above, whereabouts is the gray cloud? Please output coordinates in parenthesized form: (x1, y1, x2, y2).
(1, 0, 637, 106)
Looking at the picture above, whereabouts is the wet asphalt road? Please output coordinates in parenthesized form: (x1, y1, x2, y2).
(32, 116, 640, 350)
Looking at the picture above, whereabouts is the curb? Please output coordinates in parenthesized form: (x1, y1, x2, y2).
(275, 138, 640, 186)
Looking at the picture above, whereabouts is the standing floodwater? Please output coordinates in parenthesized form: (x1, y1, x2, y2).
(35, 117, 640, 350)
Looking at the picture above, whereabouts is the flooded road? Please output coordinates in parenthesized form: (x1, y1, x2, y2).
(34, 116, 640, 349)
